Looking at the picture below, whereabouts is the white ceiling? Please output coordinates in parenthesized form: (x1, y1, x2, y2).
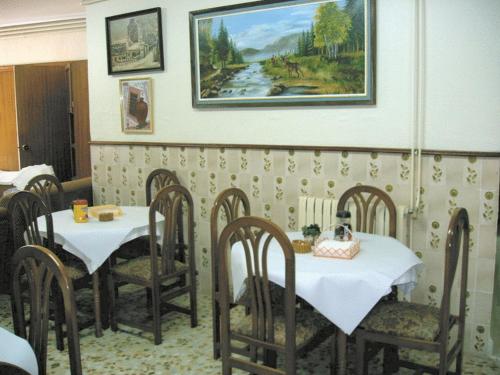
(0, 0, 85, 26)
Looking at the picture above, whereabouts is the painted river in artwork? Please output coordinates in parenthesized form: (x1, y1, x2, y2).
(218, 62, 314, 97)
(218, 63, 272, 98)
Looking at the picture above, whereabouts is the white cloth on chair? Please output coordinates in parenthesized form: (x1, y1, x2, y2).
(12, 164, 55, 190)
(0, 326, 38, 375)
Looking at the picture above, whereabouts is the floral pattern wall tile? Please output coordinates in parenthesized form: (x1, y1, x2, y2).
(91, 145, 499, 354)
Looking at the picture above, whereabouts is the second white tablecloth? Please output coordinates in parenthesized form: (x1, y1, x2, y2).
(231, 231, 423, 335)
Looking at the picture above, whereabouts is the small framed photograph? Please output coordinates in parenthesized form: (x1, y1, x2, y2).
(106, 7, 164, 75)
(119, 78, 153, 134)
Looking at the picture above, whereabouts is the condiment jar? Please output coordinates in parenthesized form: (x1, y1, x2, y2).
(334, 210, 352, 241)
(72, 199, 88, 223)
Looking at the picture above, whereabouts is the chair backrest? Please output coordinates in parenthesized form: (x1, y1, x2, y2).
(439, 208, 469, 348)
(0, 362, 30, 375)
(24, 174, 64, 213)
(149, 184, 195, 277)
(7, 191, 54, 251)
(337, 185, 397, 238)
(218, 216, 296, 375)
(145, 168, 180, 205)
(210, 188, 251, 293)
(11, 245, 82, 375)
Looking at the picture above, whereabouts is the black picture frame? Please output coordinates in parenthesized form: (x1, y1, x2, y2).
(105, 7, 164, 75)
(189, 0, 376, 108)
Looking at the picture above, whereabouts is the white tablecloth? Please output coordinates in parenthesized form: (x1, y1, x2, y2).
(0, 326, 38, 375)
(231, 231, 423, 335)
(38, 206, 157, 274)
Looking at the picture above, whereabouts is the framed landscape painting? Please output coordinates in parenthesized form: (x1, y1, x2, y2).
(189, 0, 376, 108)
(120, 78, 153, 134)
(106, 8, 164, 75)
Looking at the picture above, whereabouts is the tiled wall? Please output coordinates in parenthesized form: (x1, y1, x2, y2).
(91, 144, 499, 354)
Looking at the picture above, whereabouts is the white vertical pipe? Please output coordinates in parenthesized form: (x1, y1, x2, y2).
(409, 0, 425, 250)
(416, 0, 425, 214)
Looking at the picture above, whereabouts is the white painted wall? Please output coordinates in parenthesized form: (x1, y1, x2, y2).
(0, 0, 84, 26)
(423, 0, 500, 151)
(0, 30, 87, 65)
(86, 0, 500, 152)
(0, 0, 87, 65)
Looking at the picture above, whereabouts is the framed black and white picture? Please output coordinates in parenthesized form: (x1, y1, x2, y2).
(106, 8, 164, 75)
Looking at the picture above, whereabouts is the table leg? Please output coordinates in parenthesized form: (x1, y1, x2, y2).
(92, 272, 103, 337)
(336, 330, 347, 375)
(99, 262, 110, 330)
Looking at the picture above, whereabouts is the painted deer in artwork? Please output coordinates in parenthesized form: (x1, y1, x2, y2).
(284, 59, 303, 78)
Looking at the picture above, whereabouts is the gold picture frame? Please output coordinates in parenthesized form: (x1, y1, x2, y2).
(119, 77, 153, 134)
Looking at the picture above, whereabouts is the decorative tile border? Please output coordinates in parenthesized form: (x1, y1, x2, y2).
(91, 144, 499, 355)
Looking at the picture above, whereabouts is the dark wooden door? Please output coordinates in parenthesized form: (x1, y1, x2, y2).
(70, 61, 91, 178)
(15, 65, 72, 181)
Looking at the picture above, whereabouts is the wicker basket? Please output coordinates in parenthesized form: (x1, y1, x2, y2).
(292, 240, 312, 253)
(312, 225, 360, 259)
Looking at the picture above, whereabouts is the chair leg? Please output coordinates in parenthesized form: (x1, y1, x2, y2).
(336, 331, 348, 375)
(189, 274, 197, 328)
(222, 361, 232, 375)
(382, 344, 399, 374)
(107, 274, 118, 332)
(263, 349, 277, 368)
(151, 285, 162, 345)
(455, 347, 463, 375)
(212, 298, 221, 359)
(330, 331, 337, 375)
(438, 351, 447, 375)
(356, 333, 367, 375)
(53, 289, 65, 351)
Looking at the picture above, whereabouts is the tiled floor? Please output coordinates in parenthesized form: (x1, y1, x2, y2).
(0, 288, 499, 375)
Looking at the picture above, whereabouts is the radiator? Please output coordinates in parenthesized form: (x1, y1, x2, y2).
(298, 196, 409, 245)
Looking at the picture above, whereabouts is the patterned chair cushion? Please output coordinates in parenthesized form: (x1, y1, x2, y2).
(232, 306, 330, 348)
(235, 281, 286, 308)
(360, 301, 441, 341)
(65, 265, 87, 280)
(112, 256, 187, 282)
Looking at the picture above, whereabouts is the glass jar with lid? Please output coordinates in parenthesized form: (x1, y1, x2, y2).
(334, 210, 352, 241)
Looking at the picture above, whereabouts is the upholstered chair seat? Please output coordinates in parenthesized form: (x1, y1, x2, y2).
(112, 255, 187, 282)
(233, 306, 330, 348)
(64, 265, 87, 280)
(360, 301, 442, 341)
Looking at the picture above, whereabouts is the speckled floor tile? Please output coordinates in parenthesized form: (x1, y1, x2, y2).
(1, 289, 499, 374)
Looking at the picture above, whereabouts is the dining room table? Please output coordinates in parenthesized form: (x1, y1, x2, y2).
(0, 326, 38, 375)
(37, 205, 163, 336)
(231, 230, 424, 374)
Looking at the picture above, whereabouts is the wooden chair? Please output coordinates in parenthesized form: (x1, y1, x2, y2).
(337, 185, 397, 238)
(7, 191, 101, 348)
(108, 184, 197, 345)
(24, 174, 64, 213)
(356, 208, 470, 374)
(11, 244, 82, 375)
(145, 168, 180, 205)
(210, 188, 251, 359)
(0, 363, 31, 375)
(117, 168, 182, 260)
(146, 169, 186, 264)
(338, 185, 398, 299)
(217, 216, 334, 375)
